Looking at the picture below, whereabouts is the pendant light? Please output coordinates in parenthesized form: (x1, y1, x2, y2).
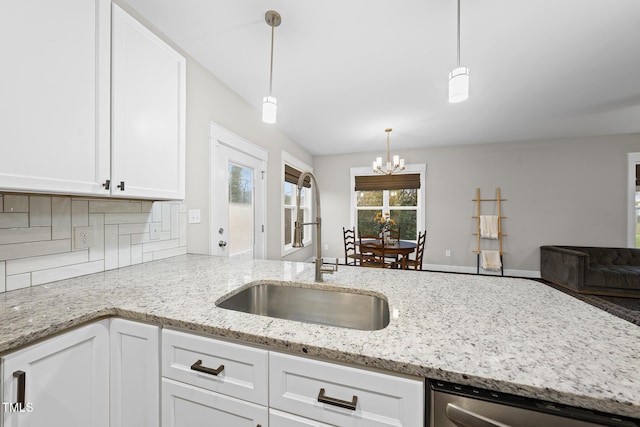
(449, 0, 469, 103)
(262, 10, 281, 123)
(373, 129, 405, 175)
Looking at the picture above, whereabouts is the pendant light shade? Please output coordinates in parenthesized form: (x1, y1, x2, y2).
(449, 0, 469, 103)
(449, 66, 469, 103)
(262, 10, 281, 123)
(262, 96, 277, 124)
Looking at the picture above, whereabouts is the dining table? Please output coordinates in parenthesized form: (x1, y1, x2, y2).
(357, 239, 417, 269)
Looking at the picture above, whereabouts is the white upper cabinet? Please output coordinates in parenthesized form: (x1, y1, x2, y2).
(0, 1, 185, 201)
(111, 4, 186, 200)
(0, 0, 111, 196)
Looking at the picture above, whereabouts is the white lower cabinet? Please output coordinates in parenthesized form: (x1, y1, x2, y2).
(110, 319, 159, 427)
(1, 321, 110, 427)
(160, 328, 424, 427)
(2, 321, 424, 427)
(270, 352, 424, 427)
(162, 378, 268, 427)
(269, 409, 334, 427)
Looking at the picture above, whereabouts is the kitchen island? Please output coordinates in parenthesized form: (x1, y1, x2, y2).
(0, 254, 638, 419)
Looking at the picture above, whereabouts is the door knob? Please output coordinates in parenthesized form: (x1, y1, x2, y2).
(219, 240, 227, 248)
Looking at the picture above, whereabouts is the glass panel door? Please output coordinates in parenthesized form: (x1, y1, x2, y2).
(228, 163, 254, 258)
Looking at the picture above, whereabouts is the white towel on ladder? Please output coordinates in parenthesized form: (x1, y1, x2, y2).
(480, 215, 499, 239)
(481, 250, 502, 270)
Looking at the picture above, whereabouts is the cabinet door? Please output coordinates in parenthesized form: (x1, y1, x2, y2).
(110, 319, 159, 427)
(1, 321, 109, 427)
(0, 0, 111, 196)
(111, 4, 186, 200)
(161, 378, 268, 427)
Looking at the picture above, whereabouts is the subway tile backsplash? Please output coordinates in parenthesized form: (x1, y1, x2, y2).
(0, 194, 187, 293)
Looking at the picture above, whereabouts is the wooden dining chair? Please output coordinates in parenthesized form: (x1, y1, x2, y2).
(404, 231, 426, 270)
(358, 237, 396, 268)
(342, 227, 359, 266)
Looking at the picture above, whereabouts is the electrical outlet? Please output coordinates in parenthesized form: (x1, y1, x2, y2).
(445, 249, 451, 257)
(74, 226, 93, 249)
(150, 223, 161, 240)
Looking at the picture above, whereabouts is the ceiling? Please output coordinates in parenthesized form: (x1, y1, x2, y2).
(121, 0, 640, 156)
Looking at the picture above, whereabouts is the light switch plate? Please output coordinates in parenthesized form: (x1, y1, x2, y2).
(74, 226, 93, 249)
(188, 209, 201, 224)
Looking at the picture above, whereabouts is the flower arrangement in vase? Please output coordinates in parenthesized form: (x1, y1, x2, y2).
(373, 212, 396, 243)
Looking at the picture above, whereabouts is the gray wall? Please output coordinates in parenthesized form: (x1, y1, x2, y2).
(184, 59, 314, 262)
(315, 133, 640, 275)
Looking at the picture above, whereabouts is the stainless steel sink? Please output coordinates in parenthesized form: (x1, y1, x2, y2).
(216, 281, 389, 330)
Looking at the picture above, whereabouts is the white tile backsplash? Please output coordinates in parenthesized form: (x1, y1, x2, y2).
(0, 213, 28, 229)
(4, 195, 29, 212)
(0, 194, 186, 292)
(51, 197, 71, 240)
(6, 273, 30, 291)
(29, 196, 52, 227)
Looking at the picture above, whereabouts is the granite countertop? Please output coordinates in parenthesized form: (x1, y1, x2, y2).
(1, 254, 638, 418)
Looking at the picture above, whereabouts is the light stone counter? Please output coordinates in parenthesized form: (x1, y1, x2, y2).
(0, 254, 638, 418)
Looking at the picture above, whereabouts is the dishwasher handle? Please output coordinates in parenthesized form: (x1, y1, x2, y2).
(446, 403, 513, 427)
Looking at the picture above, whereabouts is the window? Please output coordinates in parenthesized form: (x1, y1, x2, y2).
(282, 153, 312, 255)
(351, 166, 425, 241)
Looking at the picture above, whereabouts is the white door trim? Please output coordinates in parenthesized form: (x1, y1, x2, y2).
(627, 152, 640, 247)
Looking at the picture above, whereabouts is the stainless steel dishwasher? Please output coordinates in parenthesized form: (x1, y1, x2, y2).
(429, 380, 639, 427)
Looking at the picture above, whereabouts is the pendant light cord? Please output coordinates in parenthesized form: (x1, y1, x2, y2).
(269, 22, 275, 96)
(456, 0, 461, 67)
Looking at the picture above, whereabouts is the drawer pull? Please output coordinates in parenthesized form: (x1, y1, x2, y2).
(190, 359, 225, 376)
(13, 370, 26, 407)
(317, 387, 358, 410)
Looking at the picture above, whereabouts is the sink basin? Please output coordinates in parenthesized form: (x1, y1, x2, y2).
(216, 281, 389, 331)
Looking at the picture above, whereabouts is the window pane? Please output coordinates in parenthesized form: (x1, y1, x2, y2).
(390, 209, 417, 240)
(228, 163, 253, 257)
(299, 187, 307, 207)
(284, 182, 294, 205)
(284, 208, 292, 245)
(389, 189, 417, 207)
(357, 190, 383, 207)
(357, 210, 382, 237)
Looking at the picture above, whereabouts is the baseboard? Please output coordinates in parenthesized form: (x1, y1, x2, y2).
(424, 263, 541, 279)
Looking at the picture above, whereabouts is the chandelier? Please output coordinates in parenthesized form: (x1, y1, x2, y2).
(373, 128, 405, 175)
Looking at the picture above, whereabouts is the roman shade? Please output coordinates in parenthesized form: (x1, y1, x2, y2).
(355, 173, 421, 191)
(284, 165, 311, 188)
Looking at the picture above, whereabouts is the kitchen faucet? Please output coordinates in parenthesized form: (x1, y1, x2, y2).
(292, 171, 337, 282)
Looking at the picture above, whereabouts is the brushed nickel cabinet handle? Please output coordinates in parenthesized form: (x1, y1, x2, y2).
(317, 387, 358, 410)
(13, 370, 26, 407)
(190, 359, 225, 376)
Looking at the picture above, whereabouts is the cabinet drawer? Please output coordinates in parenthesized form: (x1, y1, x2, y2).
(161, 329, 268, 405)
(270, 352, 424, 427)
(162, 378, 267, 427)
(270, 408, 334, 426)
